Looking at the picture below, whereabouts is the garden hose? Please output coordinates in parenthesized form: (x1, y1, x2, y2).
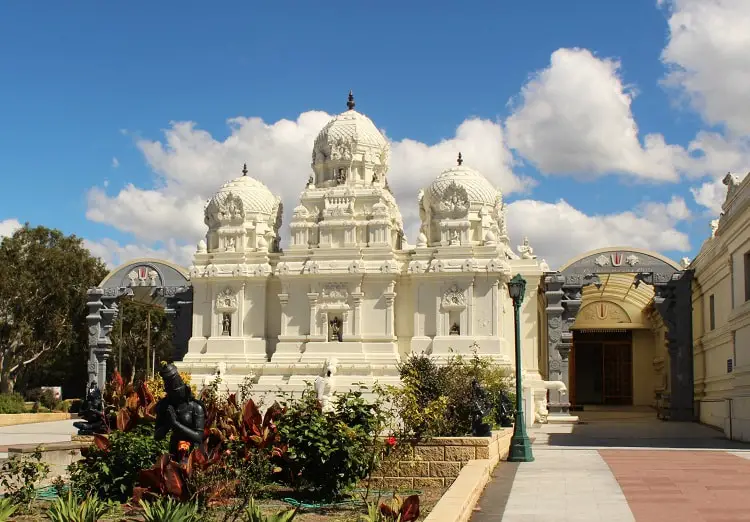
(280, 489, 423, 510)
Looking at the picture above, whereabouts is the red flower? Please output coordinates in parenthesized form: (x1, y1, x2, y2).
(386, 436, 397, 447)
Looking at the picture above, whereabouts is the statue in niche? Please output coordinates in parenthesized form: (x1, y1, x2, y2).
(314, 357, 339, 412)
(449, 322, 460, 335)
(449, 230, 460, 246)
(155, 362, 206, 460)
(517, 237, 536, 259)
(470, 379, 492, 437)
(73, 381, 107, 435)
(329, 316, 342, 342)
(226, 236, 236, 252)
(336, 168, 347, 185)
(372, 171, 380, 184)
(222, 313, 231, 336)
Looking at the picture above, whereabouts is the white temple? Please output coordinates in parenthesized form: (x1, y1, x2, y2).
(178, 93, 547, 419)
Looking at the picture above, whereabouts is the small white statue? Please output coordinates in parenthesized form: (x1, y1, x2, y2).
(197, 239, 207, 253)
(416, 231, 428, 248)
(681, 257, 691, 269)
(539, 259, 550, 272)
(710, 219, 719, 238)
(314, 358, 339, 412)
(518, 237, 536, 259)
(226, 237, 236, 252)
(449, 229, 460, 246)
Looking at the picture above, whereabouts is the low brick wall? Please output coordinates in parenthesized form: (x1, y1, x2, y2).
(374, 429, 512, 488)
(0, 413, 73, 427)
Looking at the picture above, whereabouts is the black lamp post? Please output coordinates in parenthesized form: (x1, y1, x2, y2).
(507, 274, 534, 462)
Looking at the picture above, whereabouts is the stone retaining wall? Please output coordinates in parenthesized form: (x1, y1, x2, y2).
(373, 429, 512, 488)
(0, 413, 73, 427)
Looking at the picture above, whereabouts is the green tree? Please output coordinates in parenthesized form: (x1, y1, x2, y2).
(0, 225, 107, 394)
(111, 299, 173, 383)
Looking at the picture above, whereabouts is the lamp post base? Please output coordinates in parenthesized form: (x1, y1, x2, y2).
(508, 432, 535, 462)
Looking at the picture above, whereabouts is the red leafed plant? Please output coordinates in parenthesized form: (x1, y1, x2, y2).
(102, 370, 158, 432)
(379, 495, 420, 522)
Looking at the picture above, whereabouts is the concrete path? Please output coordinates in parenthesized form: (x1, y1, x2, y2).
(0, 419, 77, 458)
(472, 411, 750, 521)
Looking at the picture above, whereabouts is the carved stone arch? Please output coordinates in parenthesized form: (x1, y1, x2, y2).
(86, 258, 193, 390)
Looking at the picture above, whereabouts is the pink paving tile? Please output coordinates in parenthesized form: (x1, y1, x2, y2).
(599, 450, 750, 522)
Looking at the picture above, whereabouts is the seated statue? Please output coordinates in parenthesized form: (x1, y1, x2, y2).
(73, 381, 107, 435)
(155, 362, 206, 459)
(470, 379, 492, 437)
(496, 390, 514, 428)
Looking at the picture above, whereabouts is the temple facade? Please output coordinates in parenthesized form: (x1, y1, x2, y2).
(177, 93, 548, 422)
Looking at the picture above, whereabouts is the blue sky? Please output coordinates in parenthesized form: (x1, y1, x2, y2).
(1, 0, 748, 269)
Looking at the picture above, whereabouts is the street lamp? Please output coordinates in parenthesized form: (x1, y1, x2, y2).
(507, 274, 534, 462)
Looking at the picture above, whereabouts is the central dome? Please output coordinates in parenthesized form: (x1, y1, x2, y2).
(311, 92, 390, 170)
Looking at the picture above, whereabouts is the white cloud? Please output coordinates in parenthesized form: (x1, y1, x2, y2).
(661, 0, 750, 136)
(505, 48, 685, 182)
(111, 157, 120, 168)
(0, 218, 22, 238)
(507, 196, 691, 270)
(84, 237, 194, 269)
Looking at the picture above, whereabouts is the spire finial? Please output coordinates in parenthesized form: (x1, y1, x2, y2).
(242, 163, 248, 176)
(347, 90, 355, 111)
(457, 152, 463, 166)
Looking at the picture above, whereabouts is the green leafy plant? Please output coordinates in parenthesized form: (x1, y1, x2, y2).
(139, 497, 202, 522)
(47, 491, 113, 522)
(0, 448, 50, 510)
(0, 392, 25, 413)
(242, 498, 296, 522)
(276, 386, 379, 500)
(0, 498, 17, 522)
(68, 424, 167, 501)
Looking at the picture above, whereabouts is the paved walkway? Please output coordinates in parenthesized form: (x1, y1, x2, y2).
(472, 410, 750, 521)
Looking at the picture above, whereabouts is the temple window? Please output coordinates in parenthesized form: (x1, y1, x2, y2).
(449, 321, 460, 336)
(709, 295, 716, 331)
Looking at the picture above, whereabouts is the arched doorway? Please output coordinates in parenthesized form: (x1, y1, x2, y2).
(544, 248, 693, 421)
(85, 259, 193, 389)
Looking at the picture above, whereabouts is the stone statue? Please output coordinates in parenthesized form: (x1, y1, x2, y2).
(155, 362, 206, 459)
(336, 168, 347, 185)
(470, 379, 492, 437)
(73, 381, 107, 435)
(449, 229, 460, 246)
(226, 236, 236, 252)
(329, 316, 342, 342)
(449, 322, 460, 335)
(314, 357, 339, 412)
(307, 174, 314, 187)
(222, 313, 231, 336)
(710, 219, 719, 238)
(518, 237, 536, 259)
(539, 259, 550, 272)
(496, 390, 513, 428)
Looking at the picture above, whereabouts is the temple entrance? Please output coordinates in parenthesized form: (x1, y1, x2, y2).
(571, 330, 633, 409)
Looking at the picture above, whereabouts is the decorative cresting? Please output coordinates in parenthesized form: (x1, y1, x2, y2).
(202, 164, 283, 254)
(544, 247, 693, 421)
(86, 259, 193, 389)
(417, 154, 514, 256)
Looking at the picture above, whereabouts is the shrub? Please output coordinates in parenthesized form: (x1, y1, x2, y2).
(388, 353, 514, 438)
(0, 498, 16, 522)
(243, 498, 297, 522)
(0, 392, 26, 414)
(277, 387, 379, 500)
(47, 491, 113, 522)
(68, 424, 168, 502)
(25, 388, 63, 411)
(139, 497, 201, 522)
(0, 448, 50, 511)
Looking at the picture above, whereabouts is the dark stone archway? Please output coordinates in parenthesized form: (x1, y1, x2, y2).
(86, 259, 193, 389)
(544, 248, 694, 421)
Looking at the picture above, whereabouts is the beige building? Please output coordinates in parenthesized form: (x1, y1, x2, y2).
(691, 173, 750, 442)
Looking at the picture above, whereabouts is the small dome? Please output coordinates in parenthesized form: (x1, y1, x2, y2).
(204, 167, 280, 228)
(426, 164, 499, 209)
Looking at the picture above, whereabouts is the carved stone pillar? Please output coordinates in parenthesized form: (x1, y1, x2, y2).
(351, 290, 364, 338)
(307, 293, 319, 336)
(278, 289, 289, 337)
(654, 271, 695, 421)
(491, 280, 499, 336)
(163, 286, 193, 361)
(466, 280, 474, 336)
(86, 289, 104, 387)
(544, 274, 568, 415)
(97, 294, 119, 390)
(384, 283, 396, 339)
